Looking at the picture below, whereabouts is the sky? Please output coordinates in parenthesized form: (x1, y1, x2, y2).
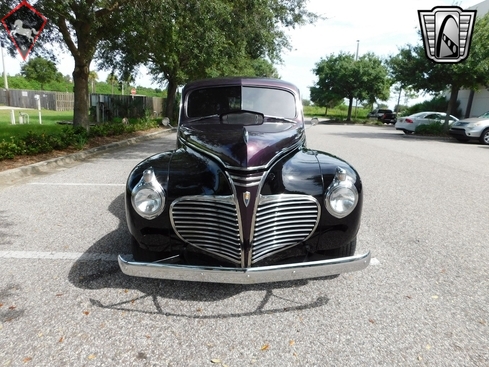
(0, 0, 485, 108)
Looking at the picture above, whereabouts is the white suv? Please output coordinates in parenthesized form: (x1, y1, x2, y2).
(449, 111, 489, 145)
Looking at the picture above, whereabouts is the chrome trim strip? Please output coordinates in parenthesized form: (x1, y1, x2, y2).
(179, 134, 305, 171)
(118, 251, 371, 284)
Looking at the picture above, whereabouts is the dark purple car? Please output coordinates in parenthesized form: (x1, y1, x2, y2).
(118, 77, 370, 284)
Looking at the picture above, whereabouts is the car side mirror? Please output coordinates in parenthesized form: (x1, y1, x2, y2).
(311, 117, 319, 126)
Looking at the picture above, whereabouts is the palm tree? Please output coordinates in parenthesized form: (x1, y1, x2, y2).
(106, 72, 118, 95)
(88, 70, 98, 94)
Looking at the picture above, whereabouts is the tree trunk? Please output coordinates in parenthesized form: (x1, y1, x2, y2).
(465, 89, 475, 118)
(73, 63, 91, 131)
(165, 78, 178, 124)
(444, 84, 459, 131)
(346, 97, 353, 121)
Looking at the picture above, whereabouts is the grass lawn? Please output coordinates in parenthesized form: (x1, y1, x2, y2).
(0, 108, 73, 141)
(304, 105, 369, 121)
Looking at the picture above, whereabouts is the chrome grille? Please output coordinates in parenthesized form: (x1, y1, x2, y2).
(170, 196, 241, 264)
(228, 170, 265, 187)
(252, 195, 320, 263)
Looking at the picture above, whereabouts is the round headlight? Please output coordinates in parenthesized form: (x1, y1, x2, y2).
(326, 184, 358, 218)
(132, 187, 165, 219)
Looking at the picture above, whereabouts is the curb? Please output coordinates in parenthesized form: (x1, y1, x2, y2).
(0, 128, 174, 186)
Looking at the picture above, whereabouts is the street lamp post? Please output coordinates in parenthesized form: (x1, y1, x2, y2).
(355, 40, 359, 119)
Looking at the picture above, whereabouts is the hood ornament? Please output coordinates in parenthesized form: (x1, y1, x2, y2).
(243, 191, 251, 207)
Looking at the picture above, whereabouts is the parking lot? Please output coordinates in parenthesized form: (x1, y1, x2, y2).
(1, 124, 488, 366)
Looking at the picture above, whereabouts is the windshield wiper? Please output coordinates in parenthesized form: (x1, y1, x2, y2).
(264, 115, 296, 123)
(187, 114, 219, 123)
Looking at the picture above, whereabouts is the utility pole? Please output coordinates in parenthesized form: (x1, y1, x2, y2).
(1, 41, 10, 108)
(1, 41, 8, 90)
(354, 40, 359, 119)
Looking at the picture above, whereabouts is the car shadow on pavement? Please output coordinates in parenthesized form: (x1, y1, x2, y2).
(67, 193, 332, 319)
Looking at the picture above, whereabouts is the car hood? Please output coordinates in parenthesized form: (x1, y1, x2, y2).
(178, 123, 304, 169)
(454, 117, 489, 125)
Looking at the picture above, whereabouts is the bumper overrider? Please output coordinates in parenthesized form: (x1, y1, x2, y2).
(118, 251, 371, 284)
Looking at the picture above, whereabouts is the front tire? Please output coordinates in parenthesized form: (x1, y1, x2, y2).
(479, 128, 489, 145)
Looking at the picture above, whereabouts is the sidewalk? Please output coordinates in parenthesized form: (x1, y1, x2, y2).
(0, 128, 173, 186)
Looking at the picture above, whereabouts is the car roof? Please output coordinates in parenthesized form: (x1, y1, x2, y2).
(182, 77, 300, 95)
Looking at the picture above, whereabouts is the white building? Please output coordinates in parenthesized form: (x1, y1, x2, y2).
(457, 0, 489, 117)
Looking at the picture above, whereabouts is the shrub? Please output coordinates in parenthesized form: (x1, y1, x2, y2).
(0, 117, 160, 161)
(415, 122, 449, 135)
(404, 95, 462, 118)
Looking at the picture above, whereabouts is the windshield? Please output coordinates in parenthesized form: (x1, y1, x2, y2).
(479, 111, 489, 118)
(187, 86, 296, 119)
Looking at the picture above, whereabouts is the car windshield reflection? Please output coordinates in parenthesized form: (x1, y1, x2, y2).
(186, 86, 296, 120)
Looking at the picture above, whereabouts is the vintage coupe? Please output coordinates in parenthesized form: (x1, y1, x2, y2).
(118, 77, 370, 284)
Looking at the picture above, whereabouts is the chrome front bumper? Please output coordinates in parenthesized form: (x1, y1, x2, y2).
(118, 251, 371, 284)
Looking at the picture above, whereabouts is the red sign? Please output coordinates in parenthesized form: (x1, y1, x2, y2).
(1, 0, 47, 60)
(131, 88, 136, 95)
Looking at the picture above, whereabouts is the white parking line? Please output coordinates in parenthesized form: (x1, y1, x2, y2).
(28, 183, 125, 187)
(0, 251, 122, 261)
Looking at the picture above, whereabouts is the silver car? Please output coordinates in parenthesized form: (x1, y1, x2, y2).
(449, 111, 489, 145)
(395, 111, 458, 134)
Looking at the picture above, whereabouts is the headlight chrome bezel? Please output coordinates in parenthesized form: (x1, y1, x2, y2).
(131, 168, 166, 220)
(325, 167, 359, 219)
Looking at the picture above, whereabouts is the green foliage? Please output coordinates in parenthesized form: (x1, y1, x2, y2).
(388, 13, 489, 117)
(403, 95, 462, 118)
(96, 0, 317, 118)
(0, 109, 159, 160)
(415, 122, 447, 136)
(20, 57, 60, 90)
(310, 52, 391, 120)
(304, 105, 369, 120)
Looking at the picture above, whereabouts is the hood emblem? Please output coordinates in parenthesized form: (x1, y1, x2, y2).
(243, 191, 251, 207)
(243, 129, 249, 144)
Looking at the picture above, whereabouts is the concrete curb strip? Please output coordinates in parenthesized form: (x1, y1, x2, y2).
(0, 128, 173, 185)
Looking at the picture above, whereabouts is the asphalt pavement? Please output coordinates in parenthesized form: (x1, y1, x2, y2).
(0, 124, 488, 366)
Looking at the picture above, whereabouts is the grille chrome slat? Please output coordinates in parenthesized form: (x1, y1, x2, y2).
(170, 193, 320, 266)
(170, 196, 241, 264)
(252, 195, 320, 263)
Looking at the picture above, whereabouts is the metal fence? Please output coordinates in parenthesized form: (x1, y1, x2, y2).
(0, 89, 165, 120)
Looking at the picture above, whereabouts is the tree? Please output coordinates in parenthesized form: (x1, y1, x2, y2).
(0, 0, 140, 131)
(20, 56, 58, 90)
(96, 0, 317, 121)
(106, 72, 118, 95)
(310, 52, 390, 121)
(388, 13, 489, 126)
(88, 70, 98, 94)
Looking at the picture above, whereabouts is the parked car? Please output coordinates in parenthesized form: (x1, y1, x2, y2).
(379, 112, 397, 124)
(118, 77, 371, 284)
(395, 111, 458, 134)
(449, 111, 489, 144)
(368, 108, 393, 119)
